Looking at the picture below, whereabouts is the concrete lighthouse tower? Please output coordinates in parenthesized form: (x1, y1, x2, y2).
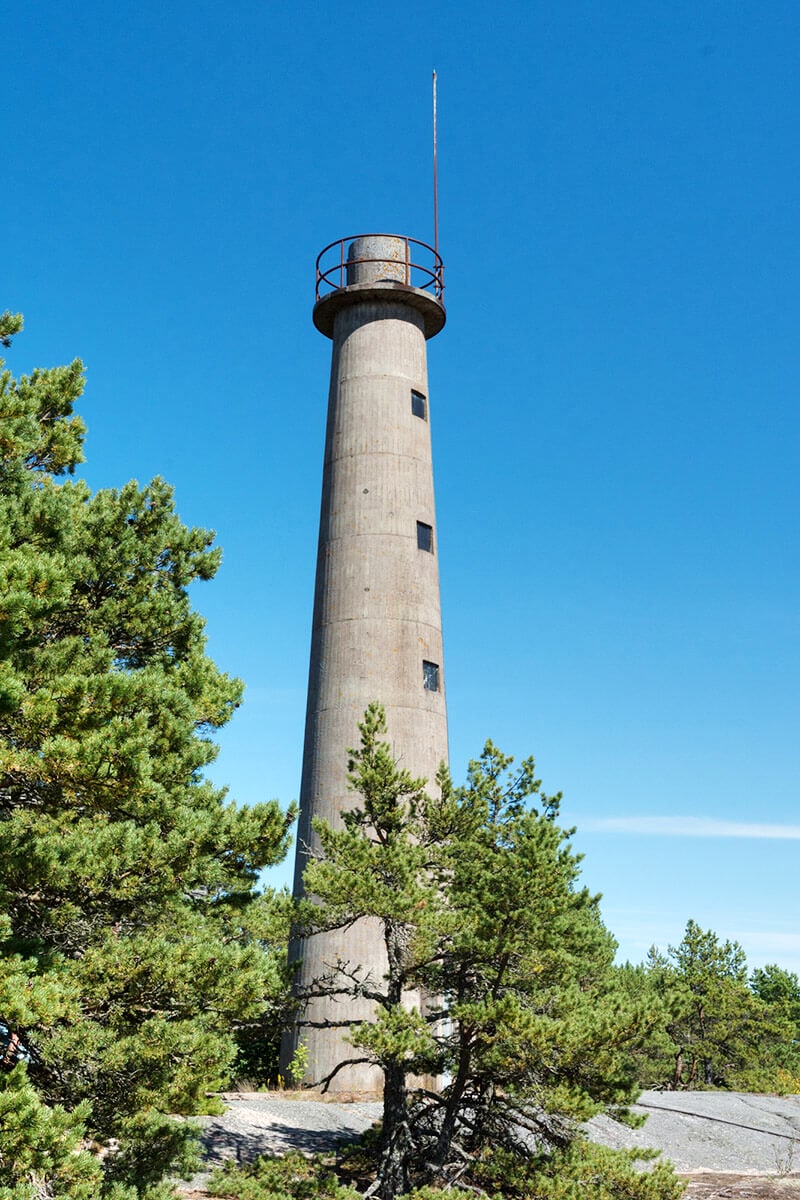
(286, 234, 448, 1090)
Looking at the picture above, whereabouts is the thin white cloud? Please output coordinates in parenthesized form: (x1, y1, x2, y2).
(734, 931, 800, 953)
(578, 816, 800, 839)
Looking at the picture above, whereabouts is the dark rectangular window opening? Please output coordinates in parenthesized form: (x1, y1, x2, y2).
(423, 660, 440, 692)
(411, 390, 427, 420)
(416, 521, 433, 552)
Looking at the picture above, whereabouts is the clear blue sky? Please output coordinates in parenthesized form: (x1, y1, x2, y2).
(6, 1, 799, 974)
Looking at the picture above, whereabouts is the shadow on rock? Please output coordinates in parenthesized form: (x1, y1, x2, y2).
(199, 1119, 369, 1167)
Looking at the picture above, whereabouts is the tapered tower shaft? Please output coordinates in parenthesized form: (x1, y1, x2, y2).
(288, 235, 448, 1090)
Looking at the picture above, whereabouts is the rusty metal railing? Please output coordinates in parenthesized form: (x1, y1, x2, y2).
(315, 235, 444, 303)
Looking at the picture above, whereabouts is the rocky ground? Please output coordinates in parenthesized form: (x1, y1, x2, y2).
(682, 1178, 800, 1200)
(178, 1090, 800, 1199)
(590, 1092, 800, 1200)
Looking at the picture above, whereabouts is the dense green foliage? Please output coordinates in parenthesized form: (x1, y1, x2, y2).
(296, 704, 675, 1200)
(0, 1064, 103, 1200)
(617, 923, 799, 1092)
(750, 962, 800, 1025)
(0, 314, 293, 1196)
(209, 1144, 684, 1200)
(210, 1151, 361, 1200)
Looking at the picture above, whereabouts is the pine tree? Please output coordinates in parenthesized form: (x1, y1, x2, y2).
(749, 964, 800, 1087)
(298, 704, 664, 1200)
(612, 955, 675, 1088)
(632, 921, 794, 1090)
(0, 313, 294, 1195)
(750, 963, 800, 1025)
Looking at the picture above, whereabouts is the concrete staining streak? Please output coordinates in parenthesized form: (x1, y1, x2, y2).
(286, 236, 449, 1090)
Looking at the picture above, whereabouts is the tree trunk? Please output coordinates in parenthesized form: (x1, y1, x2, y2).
(378, 924, 410, 1199)
(672, 1049, 683, 1088)
(433, 1030, 471, 1166)
(379, 1060, 409, 1200)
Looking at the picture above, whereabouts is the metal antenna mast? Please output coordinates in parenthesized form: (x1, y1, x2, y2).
(433, 69, 439, 257)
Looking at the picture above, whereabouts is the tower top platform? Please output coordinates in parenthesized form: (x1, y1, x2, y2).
(313, 233, 446, 340)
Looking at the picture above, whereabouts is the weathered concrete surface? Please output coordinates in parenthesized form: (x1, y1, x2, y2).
(346, 235, 408, 285)
(284, 235, 449, 1091)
